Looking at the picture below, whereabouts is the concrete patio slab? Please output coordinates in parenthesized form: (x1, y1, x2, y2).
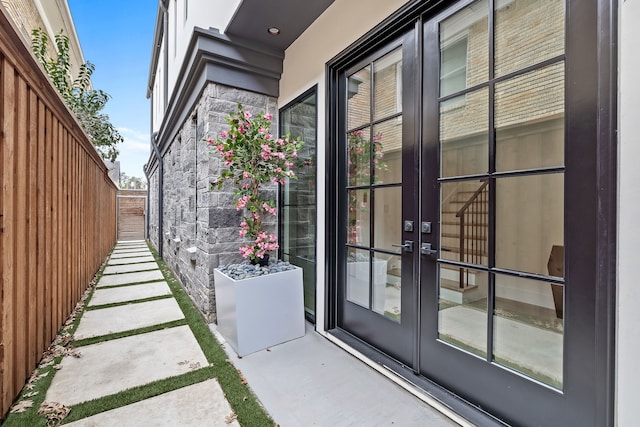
(97, 270, 164, 287)
(103, 262, 159, 275)
(114, 242, 148, 248)
(107, 256, 156, 265)
(112, 248, 151, 254)
(64, 379, 239, 427)
(212, 323, 459, 427)
(46, 326, 207, 406)
(110, 251, 153, 259)
(116, 240, 146, 244)
(75, 298, 184, 339)
(89, 281, 171, 306)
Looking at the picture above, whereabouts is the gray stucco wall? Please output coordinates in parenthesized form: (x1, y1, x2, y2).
(148, 83, 278, 322)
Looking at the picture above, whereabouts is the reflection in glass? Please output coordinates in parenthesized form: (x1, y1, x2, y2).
(373, 187, 401, 252)
(347, 66, 371, 130)
(495, 63, 565, 171)
(374, 48, 402, 120)
(495, 0, 565, 77)
(347, 189, 370, 247)
(438, 265, 488, 357)
(348, 128, 371, 186)
(373, 254, 402, 321)
(440, 89, 489, 177)
(493, 274, 563, 388)
(373, 118, 402, 184)
(346, 248, 370, 308)
(495, 174, 563, 276)
(440, 0, 489, 97)
(440, 180, 489, 266)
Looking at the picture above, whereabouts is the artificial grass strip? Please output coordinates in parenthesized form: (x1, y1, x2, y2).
(149, 245, 275, 427)
(96, 279, 168, 290)
(73, 319, 188, 347)
(62, 367, 218, 424)
(85, 294, 173, 311)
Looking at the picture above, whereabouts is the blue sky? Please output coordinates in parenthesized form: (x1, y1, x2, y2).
(68, 0, 157, 178)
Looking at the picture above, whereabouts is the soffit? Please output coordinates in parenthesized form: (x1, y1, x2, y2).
(225, 0, 335, 51)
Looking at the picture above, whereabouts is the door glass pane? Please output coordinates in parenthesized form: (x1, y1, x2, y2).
(495, 174, 563, 276)
(440, 88, 489, 177)
(348, 128, 371, 186)
(494, 0, 565, 77)
(346, 248, 370, 308)
(373, 186, 402, 252)
(373, 118, 402, 184)
(373, 254, 402, 321)
(280, 91, 317, 318)
(440, 180, 489, 265)
(347, 189, 370, 246)
(440, 0, 489, 97)
(438, 265, 488, 357)
(495, 62, 565, 171)
(494, 274, 563, 388)
(347, 66, 371, 130)
(374, 48, 402, 120)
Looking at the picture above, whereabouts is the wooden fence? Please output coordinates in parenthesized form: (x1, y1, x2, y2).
(0, 7, 117, 418)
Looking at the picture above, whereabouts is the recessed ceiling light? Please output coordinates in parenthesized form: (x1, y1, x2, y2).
(267, 27, 281, 35)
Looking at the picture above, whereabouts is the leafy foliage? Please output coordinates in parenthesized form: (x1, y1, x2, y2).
(31, 29, 123, 162)
(208, 104, 303, 263)
(119, 172, 148, 189)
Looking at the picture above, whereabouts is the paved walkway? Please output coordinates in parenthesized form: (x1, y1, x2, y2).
(45, 241, 239, 426)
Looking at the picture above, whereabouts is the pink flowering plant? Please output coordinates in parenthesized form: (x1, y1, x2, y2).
(208, 103, 303, 264)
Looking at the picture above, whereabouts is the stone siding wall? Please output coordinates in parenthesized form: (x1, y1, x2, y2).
(149, 83, 277, 322)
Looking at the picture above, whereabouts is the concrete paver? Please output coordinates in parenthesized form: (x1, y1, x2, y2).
(112, 248, 151, 255)
(103, 262, 159, 275)
(107, 256, 155, 265)
(75, 298, 184, 339)
(46, 325, 208, 406)
(64, 379, 239, 427)
(97, 270, 164, 287)
(110, 251, 153, 259)
(89, 281, 172, 306)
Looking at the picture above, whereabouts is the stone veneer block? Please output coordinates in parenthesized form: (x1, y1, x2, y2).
(97, 270, 164, 287)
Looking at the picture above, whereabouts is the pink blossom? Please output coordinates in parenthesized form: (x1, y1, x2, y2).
(265, 134, 272, 140)
(242, 183, 250, 189)
(261, 151, 270, 161)
(220, 130, 229, 138)
(238, 125, 245, 134)
(240, 221, 248, 228)
(259, 127, 267, 134)
(207, 139, 216, 145)
(244, 111, 252, 119)
(239, 229, 247, 237)
(275, 167, 283, 173)
(243, 171, 251, 179)
(260, 144, 271, 153)
(236, 195, 250, 210)
(292, 151, 298, 158)
(264, 113, 273, 120)
(277, 138, 285, 146)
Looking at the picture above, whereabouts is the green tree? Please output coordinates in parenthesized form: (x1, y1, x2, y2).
(31, 29, 123, 162)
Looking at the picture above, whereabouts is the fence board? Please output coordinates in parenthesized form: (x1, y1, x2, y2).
(0, 8, 118, 419)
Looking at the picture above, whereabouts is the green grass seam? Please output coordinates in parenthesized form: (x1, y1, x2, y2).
(85, 294, 172, 311)
(73, 319, 188, 347)
(96, 279, 166, 290)
(62, 367, 218, 424)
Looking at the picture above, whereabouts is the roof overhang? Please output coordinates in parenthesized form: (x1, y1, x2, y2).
(225, 0, 335, 51)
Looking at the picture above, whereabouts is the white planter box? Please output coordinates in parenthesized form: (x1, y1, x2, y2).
(213, 266, 305, 356)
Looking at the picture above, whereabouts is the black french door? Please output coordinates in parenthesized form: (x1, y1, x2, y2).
(332, 0, 613, 425)
(336, 29, 420, 365)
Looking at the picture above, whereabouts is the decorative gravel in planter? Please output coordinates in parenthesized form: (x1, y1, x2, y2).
(217, 260, 297, 281)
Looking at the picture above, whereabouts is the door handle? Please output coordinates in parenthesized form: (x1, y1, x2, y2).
(421, 243, 438, 257)
(392, 240, 414, 253)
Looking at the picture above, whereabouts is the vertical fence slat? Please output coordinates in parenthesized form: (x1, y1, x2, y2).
(28, 88, 38, 372)
(14, 73, 28, 393)
(1, 55, 16, 418)
(36, 98, 46, 359)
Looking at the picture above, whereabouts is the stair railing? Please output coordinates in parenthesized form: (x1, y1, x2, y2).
(455, 180, 489, 288)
